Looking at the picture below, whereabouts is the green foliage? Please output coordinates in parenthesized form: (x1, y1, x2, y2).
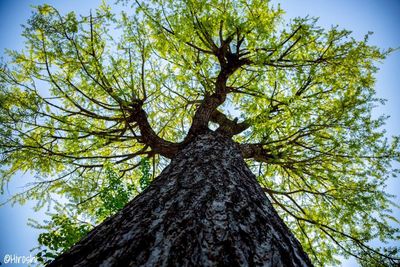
(95, 165, 136, 220)
(139, 157, 151, 191)
(29, 160, 153, 263)
(29, 205, 92, 264)
(0, 0, 399, 265)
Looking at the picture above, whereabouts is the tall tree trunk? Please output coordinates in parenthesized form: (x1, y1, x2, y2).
(49, 131, 313, 266)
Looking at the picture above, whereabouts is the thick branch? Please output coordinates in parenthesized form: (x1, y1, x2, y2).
(185, 55, 250, 141)
(210, 109, 250, 137)
(128, 103, 180, 158)
(239, 143, 277, 163)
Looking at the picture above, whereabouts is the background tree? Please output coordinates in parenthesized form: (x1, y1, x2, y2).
(0, 0, 399, 265)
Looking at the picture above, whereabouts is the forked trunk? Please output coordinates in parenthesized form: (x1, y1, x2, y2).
(49, 131, 312, 266)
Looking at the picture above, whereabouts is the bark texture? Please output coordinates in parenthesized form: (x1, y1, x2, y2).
(48, 131, 313, 267)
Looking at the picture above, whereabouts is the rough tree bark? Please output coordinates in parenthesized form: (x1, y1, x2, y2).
(48, 131, 313, 266)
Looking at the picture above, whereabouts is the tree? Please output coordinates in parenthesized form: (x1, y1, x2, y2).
(0, 0, 399, 266)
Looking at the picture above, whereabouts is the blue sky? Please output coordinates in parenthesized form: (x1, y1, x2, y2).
(0, 1, 399, 266)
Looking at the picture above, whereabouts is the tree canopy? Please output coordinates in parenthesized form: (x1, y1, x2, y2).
(0, 0, 399, 265)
